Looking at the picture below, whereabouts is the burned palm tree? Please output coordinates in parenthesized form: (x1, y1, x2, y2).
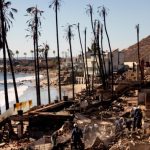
(26, 6, 44, 106)
(90, 21, 101, 90)
(49, 0, 62, 101)
(86, 4, 96, 93)
(91, 42, 97, 91)
(84, 28, 91, 93)
(0, 0, 18, 109)
(100, 24, 107, 79)
(65, 24, 75, 100)
(98, 6, 114, 97)
(135, 24, 143, 82)
(77, 23, 88, 92)
(6, 41, 19, 104)
(86, 5, 100, 91)
(96, 21, 106, 90)
(40, 43, 51, 104)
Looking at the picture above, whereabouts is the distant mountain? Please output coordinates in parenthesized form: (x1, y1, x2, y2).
(123, 35, 150, 62)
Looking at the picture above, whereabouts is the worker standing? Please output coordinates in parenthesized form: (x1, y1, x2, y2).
(133, 106, 143, 131)
(71, 124, 83, 149)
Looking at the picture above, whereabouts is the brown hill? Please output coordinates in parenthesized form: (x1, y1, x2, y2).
(123, 35, 150, 62)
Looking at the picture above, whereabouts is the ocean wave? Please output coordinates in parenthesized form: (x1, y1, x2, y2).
(0, 74, 43, 84)
(0, 85, 28, 108)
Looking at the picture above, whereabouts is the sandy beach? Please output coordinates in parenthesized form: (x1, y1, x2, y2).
(40, 72, 86, 98)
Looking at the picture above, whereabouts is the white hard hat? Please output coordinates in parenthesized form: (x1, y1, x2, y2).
(74, 123, 77, 127)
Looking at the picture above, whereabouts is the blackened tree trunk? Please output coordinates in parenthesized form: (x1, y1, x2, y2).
(35, 9, 41, 105)
(26, 6, 43, 106)
(91, 42, 96, 91)
(100, 24, 107, 80)
(55, 1, 61, 101)
(84, 28, 90, 93)
(87, 6, 101, 91)
(97, 21, 106, 90)
(91, 58, 95, 90)
(5, 40, 19, 103)
(33, 38, 39, 105)
(77, 23, 87, 90)
(91, 20, 97, 91)
(68, 26, 75, 100)
(45, 51, 51, 103)
(0, 1, 9, 109)
(102, 8, 114, 97)
(86, 5, 96, 91)
(136, 24, 143, 82)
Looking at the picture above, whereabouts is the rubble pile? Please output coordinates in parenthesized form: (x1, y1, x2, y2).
(85, 137, 107, 150)
(1, 79, 150, 150)
(109, 137, 150, 150)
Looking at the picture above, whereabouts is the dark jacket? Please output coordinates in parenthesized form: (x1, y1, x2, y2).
(134, 108, 143, 120)
(72, 127, 83, 142)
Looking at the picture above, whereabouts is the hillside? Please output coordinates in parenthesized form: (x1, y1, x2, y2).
(123, 35, 150, 62)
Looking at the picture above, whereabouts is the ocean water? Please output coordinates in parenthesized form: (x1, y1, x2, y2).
(0, 72, 59, 113)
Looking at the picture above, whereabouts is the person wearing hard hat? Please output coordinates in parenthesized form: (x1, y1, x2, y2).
(71, 123, 83, 149)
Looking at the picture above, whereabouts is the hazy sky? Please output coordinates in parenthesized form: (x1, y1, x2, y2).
(3, 0, 150, 58)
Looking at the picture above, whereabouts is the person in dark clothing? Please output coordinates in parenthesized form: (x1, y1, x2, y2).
(71, 124, 83, 149)
(133, 106, 143, 131)
(135, 107, 143, 129)
(131, 107, 136, 131)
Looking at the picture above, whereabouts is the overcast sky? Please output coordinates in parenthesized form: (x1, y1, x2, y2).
(2, 0, 150, 58)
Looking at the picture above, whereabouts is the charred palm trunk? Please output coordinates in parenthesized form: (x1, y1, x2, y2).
(0, 2, 9, 110)
(84, 28, 90, 94)
(136, 24, 143, 82)
(96, 26, 102, 85)
(100, 25, 107, 81)
(35, 10, 41, 105)
(103, 12, 114, 97)
(77, 23, 87, 90)
(5, 40, 19, 103)
(33, 38, 39, 105)
(91, 21, 96, 91)
(68, 26, 75, 100)
(91, 42, 96, 91)
(91, 53, 96, 91)
(55, 1, 61, 100)
(35, 38, 41, 105)
(89, 9, 97, 91)
(97, 22, 106, 90)
(45, 51, 51, 103)
(90, 18, 100, 90)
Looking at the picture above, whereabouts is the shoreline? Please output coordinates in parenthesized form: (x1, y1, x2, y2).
(40, 72, 86, 98)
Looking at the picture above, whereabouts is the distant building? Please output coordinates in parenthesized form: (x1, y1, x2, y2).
(111, 49, 125, 72)
(85, 48, 125, 76)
